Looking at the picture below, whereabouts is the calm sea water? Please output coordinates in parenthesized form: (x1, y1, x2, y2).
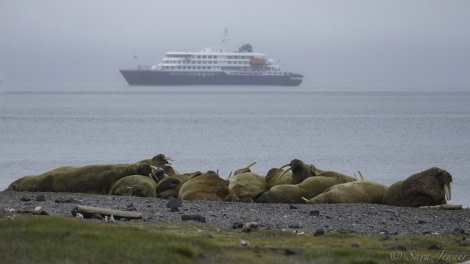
(1, 84, 469, 207)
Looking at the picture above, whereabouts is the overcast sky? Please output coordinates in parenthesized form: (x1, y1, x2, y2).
(1, 0, 469, 88)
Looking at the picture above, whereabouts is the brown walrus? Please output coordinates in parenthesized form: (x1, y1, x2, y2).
(109, 174, 158, 197)
(178, 171, 229, 201)
(225, 171, 266, 202)
(6, 163, 156, 194)
(155, 173, 190, 199)
(277, 159, 353, 184)
(382, 167, 452, 207)
(305, 180, 388, 204)
(254, 174, 356, 204)
(138, 154, 173, 168)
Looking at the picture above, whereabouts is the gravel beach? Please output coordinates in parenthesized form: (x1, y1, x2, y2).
(1, 191, 469, 235)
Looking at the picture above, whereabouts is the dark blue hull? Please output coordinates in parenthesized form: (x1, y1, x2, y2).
(120, 70, 303, 86)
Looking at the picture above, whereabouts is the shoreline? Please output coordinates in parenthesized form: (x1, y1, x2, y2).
(1, 191, 469, 235)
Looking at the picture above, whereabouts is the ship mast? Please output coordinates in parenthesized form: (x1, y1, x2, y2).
(222, 28, 229, 52)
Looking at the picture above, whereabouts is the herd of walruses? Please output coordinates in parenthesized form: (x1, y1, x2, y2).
(5, 154, 453, 207)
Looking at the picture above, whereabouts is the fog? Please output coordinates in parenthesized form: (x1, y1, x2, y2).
(1, 0, 469, 88)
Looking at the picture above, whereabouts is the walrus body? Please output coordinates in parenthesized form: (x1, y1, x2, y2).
(277, 159, 354, 184)
(305, 180, 388, 204)
(382, 167, 452, 207)
(225, 172, 266, 202)
(178, 171, 229, 201)
(156, 173, 190, 199)
(255, 174, 356, 204)
(6, 163, 155, 194)
(109, 175, 157, 197)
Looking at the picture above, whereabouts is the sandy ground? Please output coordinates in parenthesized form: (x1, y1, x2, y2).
(1, 191, 469, 235)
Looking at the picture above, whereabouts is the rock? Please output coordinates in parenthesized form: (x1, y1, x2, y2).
(288, 223, 301, 229)
(452, 227, 465, 235)
(309, 210, 320, 216)
(181, 214, 206, 223)
(428, 244, 442, 250)
(166, 198, 182, 209)
(35, 195, 46, 201)
(379, 234, 390, 241)
(460, 237, 470, 246)
(90, 213, 103, 220)
(241, 222, 259, 233)
(285, 248, 305, 255)
(289, 205, 298, 209)
(54, 198, 80, 204)
(313, 228, 324, 236)
(20, 196, 31, 202)
(232, 222, 244, 229)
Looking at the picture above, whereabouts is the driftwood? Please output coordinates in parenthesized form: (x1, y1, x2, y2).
(419, 204, 462, 210)
(18, 207, 50, 215)
(71, 205, 142, 220)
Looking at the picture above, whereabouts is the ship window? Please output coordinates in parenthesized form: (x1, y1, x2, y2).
(214, 56, 217, 59)
(202, 55, 206, 59)
(197, 55, 201, 58)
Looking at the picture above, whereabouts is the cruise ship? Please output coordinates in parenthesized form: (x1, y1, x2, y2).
(119, 40, 303, 86)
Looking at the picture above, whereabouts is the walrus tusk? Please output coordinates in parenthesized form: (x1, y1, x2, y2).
(246, 162, 257, 169)
(273, 163, 291, 181)
(444, 183, 451, 201)
(277, 167, 292, 180)
(164, 156, 173, 165)
(358, 170, 364, 180)
(301, 197, 309, 202)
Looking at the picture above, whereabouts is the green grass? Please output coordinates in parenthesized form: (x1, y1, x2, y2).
(0, 215, 468, 264)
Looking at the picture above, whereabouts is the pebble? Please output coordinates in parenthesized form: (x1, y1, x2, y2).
(1, 191, 469, 235)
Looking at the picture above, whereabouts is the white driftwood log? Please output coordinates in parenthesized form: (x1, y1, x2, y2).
(419, 204, 462, 210)
(71, 205, 142, 219)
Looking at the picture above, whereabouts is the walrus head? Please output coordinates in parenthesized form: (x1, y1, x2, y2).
(436, 168, 452, 201)
(151, 154, 173, 167)
(276, 159, 318, 184)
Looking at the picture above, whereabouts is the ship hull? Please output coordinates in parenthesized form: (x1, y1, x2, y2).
(120, 70, 302, 86)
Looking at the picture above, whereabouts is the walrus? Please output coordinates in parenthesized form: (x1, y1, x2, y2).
(225, 171, 266, 202)
(155, 173, 190, 199)
(254, 174, 356, 204)
(138, 154, 173, 168)
(277, 159, 353, 184)
(6, 163, 156, 194)
(109, 174, 158, 197)
(304, 180, 388, 204)
(382, 167, 452, 207)
(265, 167, 292, 189)
(178, 171, 230, 201)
